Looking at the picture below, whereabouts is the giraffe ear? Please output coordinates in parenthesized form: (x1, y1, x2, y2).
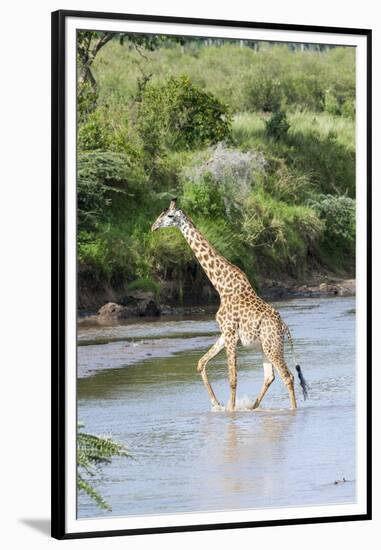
(169, 198, 177, 210)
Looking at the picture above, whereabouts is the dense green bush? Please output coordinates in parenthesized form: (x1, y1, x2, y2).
(325, 88, 355, 118)
(282, 74, 325, 111)
(77, 104, 139, 155)
(77, 151, 147, 233)
(308, 195, 355, 265)
(78, 224, 152, 287)
(181, 175, 226, 218)
(77, 80, 98, 124)
(137, 76, 232, 153)
(78, 108, 114, 151)
(265, 110, 290, 141)
(244, 74, 283, 112)
(77, 153, 114, 232)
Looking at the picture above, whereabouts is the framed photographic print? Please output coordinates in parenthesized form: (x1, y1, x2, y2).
(51, 9, 372, 540)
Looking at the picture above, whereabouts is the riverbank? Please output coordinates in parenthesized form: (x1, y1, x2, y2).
(78, 276, 355, 324)
(260, 275, 355, 300)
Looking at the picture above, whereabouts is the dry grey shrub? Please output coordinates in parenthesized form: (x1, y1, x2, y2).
(184, 142, 267, 215)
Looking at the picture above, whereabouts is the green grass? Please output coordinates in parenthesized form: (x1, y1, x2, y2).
(233, 111, 354, 148)
(232, 112, 266, 148)
(288, 111, 354, 149)
(232, 111, 355, 197)
(94, 41, 355, 115)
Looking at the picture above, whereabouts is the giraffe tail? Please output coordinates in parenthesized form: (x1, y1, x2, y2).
(295, 365, 309, 401)
(282, 323, 309, 400)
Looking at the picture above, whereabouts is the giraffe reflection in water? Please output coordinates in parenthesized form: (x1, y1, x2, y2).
(198, 407, 296, 504)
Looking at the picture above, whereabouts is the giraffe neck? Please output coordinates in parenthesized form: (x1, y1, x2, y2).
(177, 214, 251, 297)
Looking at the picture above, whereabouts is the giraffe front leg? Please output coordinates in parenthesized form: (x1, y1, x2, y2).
(225, 334, 238, 412)
(199, 370, 220, 408)
(197, 335, 225, 408)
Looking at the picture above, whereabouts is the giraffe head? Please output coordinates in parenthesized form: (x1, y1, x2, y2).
(151, 199, 183, 231)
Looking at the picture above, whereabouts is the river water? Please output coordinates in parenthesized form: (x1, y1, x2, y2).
(77, 296, 356, 519)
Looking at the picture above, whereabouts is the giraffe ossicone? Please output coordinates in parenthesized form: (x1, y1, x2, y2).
(152, 200, 307, 411)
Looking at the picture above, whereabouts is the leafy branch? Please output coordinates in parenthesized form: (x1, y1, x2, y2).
(77, 424, 129, 511)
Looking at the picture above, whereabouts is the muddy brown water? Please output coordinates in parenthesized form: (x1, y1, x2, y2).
(77, 296, 356, 518)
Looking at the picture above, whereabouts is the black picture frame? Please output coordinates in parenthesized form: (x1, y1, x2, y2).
(51, 9, 372, 540)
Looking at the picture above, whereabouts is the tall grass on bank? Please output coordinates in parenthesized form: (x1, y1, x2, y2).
(232, 111, 355, 197)
(94, 42, 355, 116)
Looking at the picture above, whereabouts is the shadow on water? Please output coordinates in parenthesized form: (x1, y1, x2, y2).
(77, 297, 356, 518)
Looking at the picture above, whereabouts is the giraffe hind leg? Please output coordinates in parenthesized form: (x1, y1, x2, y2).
(262, 336, 297, 410)
(252, 362, 275, 409)
(273, 358, 296, 409)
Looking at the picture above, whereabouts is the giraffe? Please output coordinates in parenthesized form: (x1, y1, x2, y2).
(151, 199, 308, 411)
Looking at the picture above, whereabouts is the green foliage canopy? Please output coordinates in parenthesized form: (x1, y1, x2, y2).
(136, 76, 232, 153)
